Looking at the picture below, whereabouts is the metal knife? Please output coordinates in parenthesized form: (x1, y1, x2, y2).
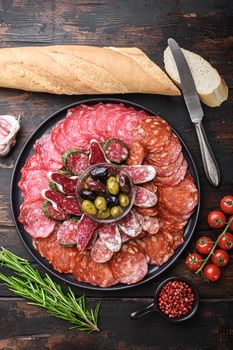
(168, 38, 220, 187)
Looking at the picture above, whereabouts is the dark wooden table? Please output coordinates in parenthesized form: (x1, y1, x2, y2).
(0, 1, 233, 349)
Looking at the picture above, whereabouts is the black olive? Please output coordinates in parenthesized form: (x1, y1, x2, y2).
(119, 174, 130, 194)
(90, 166, 108, 182)
(78, 189, 96, 201)
(106, 195, 119, 208)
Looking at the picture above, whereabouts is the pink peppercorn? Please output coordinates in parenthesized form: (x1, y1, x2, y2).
(158, 280, 195, 319)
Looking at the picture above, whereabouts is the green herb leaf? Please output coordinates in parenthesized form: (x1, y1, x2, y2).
(0, 248, 100, 332)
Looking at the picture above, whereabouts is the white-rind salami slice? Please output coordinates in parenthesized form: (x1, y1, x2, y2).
(97, 224, 122, 252)
(117, 211, 142, 237)
(134, 186, 158, 208)
(18, 201, 56, 238)
(122, 165, 156, 184)
(41, 189, 82, 216)
(134, 211, 160, 235)
(74, 215, 99, 250)
(91, 238, 113, 263)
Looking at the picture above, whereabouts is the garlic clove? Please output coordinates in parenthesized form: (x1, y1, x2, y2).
(0, 115, 20, 156)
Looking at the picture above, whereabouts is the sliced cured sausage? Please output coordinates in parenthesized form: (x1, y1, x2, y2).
(109, 241, 148, 284)
(147, 133, 182, 167)
(135, 206, 158, 217)
(51, 120, 74, 154)
(117, 211, 142, 237)
(19, 169, 49, 203)
(122, 165, 156, 184)
(18, 200, 56, 238)
(159, 174, 199, 216)
(154, 152, 184, 178)
(62, 149, 90, 175)
(134, 186, 158, 208)
(47, 237, 77, 274)
(96, 224, 122, 252)
(103, 138, 129, 164)
(42, 200, 70, 221)
(48, 171, 78, 195)
(89, 139, 106, 165)
(34, 134, 63, 170)
(74, 215, 99, 250)
(134, 211, 160, 235)
(41, 189, 82, 216)
(142, 231, 174, 266)
(91, 238, 113, 263)
(57, 219, 80, 247)
(72, 250, 116, 288)
(127, 141, 146, 166)
(154, 159, 188, 187)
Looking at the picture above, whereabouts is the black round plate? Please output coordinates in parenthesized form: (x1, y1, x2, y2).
(11, 97, 200, 291)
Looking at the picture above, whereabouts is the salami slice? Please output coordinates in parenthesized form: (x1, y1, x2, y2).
(18, 201, 56, 238)
(41, 189, 82, 216)
(96, 224, 122, 252)
(132, 116, 172, 153)
(154, 159, 188, 187)
(72, 250, 116, 287)
(134, 211, 160, 235)
(42, 200, 70, 221)
(109, 241, 148, 284)
(89, 139, 106, 165)
(74, 215, 99, 250)
(127, 141, 147, 166)
(122, 165, 156, 184)
(48, 237, 77, 274)
(147, 133, 182, 167)
(159, 174, 199, 216)
(34, 134, 63, 170)
(21, 153, 46, 178)
(117, 211, 142, 237)
(154, 152, 184, 178)
(134, 186, 158, 208)
(91, 238, 113, 263)
(142, 231, 174, 266)
(57, 219, 80, 247)
(135, 206, 158, 217)
(62, 149, 90, 175)
(140, 181, 158, 193)
(51, 120, 75, 154)
(103, 138, 129, 164)
(48, 171, 78, 195)
(19, 169, 49, 203)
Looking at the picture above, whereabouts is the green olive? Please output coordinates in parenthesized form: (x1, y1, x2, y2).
(107, 176, 119, 195)
(94, 196, 107, 211)
(81, 200, 97, 216)
(110, 205, 123, 218)
(97, 208, 111, 219)
(118, 193, 130, 208)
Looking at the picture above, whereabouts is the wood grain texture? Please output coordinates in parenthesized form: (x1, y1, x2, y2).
(0, 0, 233, 349)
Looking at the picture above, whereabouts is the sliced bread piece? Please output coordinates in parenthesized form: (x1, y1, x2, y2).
(164, 46, 228, 107)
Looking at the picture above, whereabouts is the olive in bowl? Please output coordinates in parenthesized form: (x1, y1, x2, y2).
(76, 163, 135, 223)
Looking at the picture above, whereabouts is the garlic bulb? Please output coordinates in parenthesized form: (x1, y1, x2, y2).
(0, 115, 20, 157)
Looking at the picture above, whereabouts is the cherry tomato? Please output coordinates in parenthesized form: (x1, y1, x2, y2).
(203, 264, 221, 282)
(218, 232, 233, 250)
(207, 211, 226, 229)
(211, 249, 229, 267)
(220, 196, 233, 215)
(186, 253, 203, 271)
(228, 216, 233, 231)
(196, 236, 214, 254)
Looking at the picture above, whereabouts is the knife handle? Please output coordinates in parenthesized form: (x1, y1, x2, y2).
(194, 121, 220, 187)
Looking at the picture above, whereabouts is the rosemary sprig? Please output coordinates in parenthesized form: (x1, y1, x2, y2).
(0, 248, 100, 332)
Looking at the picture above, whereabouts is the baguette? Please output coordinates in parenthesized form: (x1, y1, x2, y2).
(164, 46, 228, 107)
(0, 45, 180, 96)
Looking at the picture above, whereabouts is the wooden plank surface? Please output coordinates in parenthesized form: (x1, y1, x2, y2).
(0, 0, 233, 349)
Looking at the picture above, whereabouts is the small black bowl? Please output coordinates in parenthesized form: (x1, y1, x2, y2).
(130, 275, 199, 323)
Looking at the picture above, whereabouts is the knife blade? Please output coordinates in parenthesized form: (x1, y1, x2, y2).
(167, 38, 220, 187)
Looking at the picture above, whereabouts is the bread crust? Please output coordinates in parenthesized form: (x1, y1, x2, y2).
(0, 45, 180, 96)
